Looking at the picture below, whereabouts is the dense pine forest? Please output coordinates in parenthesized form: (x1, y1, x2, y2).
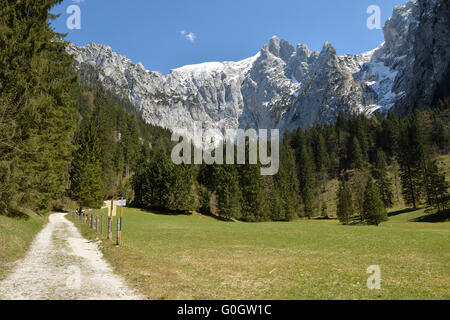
(1, 1, 449, 225)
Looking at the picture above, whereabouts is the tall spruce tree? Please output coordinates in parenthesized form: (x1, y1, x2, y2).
(273, 142, 301, 221)
(297, 142, 316, 218)
(397, 122, 424, 208)
(69, 119, 104, 212)
(313, 131, 330, 192)
(425, 160, 449, 212)
(215, 165, 242, 220)
(348, 136, 364, 170)
(373, 150, 394, 208)
(131, 144, 152, 207)
(238, 161, 269, 222)
(169, 164, 195, 212)
(142, 149, 173, 209)
(337, 179, 353, 225)
(363, 178, 388, 226)
(321, 202, 329, 219)
(0, 0, 77, 214)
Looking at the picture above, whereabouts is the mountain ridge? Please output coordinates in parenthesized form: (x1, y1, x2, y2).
(67, 0, 450, 143)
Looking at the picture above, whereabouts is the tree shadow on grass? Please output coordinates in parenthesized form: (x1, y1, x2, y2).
(131, 204, 236, 222)
(410, 209, 450, 223)
(136, 206, 193, 217)
(388, 207, 419, 217)
(314, 216, 339, 221)
(201, 212, 235, 222)
(4, 208, 31, 220)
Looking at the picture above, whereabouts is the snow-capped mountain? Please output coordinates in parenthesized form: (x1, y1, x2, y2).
(67, 0, 449, 141)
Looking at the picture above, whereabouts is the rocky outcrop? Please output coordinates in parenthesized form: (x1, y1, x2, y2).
(389, 0, 450, 114)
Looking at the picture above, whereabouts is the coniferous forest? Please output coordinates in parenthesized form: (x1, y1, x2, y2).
(1, 0, 449, 226)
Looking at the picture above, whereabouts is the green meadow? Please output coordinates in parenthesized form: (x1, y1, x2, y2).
(72, 207, 450, 300)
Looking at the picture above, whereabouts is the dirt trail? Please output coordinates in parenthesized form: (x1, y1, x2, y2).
(0, 213, 142, 300)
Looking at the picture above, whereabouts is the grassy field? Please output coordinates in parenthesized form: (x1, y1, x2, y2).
(0, 211, 48, 281)
(70, 206, 450, 300)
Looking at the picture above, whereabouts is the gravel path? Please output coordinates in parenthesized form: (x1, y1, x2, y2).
(0, 213, 142, 300)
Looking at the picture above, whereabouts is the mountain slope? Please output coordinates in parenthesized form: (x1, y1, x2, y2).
(67, 0, 450, 141)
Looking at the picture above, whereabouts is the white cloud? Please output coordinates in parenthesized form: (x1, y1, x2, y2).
(72, 0, 85, 3)
(180, 30, 196, 43)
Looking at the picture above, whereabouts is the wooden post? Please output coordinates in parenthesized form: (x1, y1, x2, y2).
(96, 216, 98, 232)
(108, 217, 112, 241)
(108, 199, 113, 241)
(116, 216, 120, 246)
(101, 216, 103, 236)
(119, 207, 123, 246)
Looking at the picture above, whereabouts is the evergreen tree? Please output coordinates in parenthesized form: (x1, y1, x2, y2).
(215, 165, 242, 220)
(273, 142, 301, 221)
(197, 185, 211, 215)
(238, 161, 269, 222)
(425, 160, 449, 212)
(313, 131, 330, 192)
(69, 119, 104, 212)
(142, 149, 173, 209)
(169, 164, 195, 212)
(397, 123, 424, 208)
(348, 136, 364, 169)
(347, 169, 369, 222)
(321, 202, 329, 219)
(0, 0, 77, 214)
(377, 114, 400, 159)
(363, 178, 388, 226)
(337, 179, 353, 225)
(312, 131, 330, 173)
(297, 143, 316, 218)
(373, 150, 394, 208)
(131, 143, 152, 206)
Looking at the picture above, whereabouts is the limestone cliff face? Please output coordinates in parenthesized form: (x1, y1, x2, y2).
(389, 0, 450, 115)
(67, 0, 450, 141)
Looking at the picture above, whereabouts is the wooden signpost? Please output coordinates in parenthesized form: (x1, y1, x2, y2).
(116, 199, 126, 246)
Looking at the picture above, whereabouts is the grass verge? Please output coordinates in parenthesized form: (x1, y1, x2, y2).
(0, 211, 48, 281)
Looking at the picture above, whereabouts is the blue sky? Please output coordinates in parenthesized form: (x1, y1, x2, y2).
(51, 0, 407, 75)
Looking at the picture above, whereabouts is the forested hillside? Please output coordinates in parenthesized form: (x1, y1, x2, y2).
(68, 87, 172, 211)
(131, 106, 450, 223)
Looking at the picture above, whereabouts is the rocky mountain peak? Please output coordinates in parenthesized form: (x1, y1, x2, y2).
(383, 1, 420, 58)
(266, 36, 295, 62)
(67, 0, 450, 143)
